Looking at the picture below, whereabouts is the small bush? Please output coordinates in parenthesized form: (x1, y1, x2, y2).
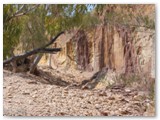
(117, 73, 155, 100)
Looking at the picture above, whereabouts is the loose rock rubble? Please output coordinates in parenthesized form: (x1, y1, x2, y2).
(3, 67, 155, 116)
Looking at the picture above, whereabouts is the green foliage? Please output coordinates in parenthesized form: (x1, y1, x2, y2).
(117, 73, 155, 100)
(142, 15, 155, 29)
(81, 13, 99, 28)
(3, 4, 155, 60)
(3, 5, 24, 59)
(20, 5, 47, 51)
(94, 4, 155, 30)
(3, 4, 98, 59)
(45, 4, 96, 35)
(119, 74, 141, 86)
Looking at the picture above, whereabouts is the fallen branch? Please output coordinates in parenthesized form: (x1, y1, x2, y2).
(3, 31, 64, 65)
(39, 48, 61, 54)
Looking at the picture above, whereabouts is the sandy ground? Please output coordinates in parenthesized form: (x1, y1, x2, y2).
(3, 67, 155, 116)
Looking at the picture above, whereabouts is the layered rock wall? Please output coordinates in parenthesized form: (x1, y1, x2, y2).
(50, 24, 155, 78)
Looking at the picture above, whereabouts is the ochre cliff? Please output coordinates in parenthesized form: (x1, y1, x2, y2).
(48, 24, 155, 78)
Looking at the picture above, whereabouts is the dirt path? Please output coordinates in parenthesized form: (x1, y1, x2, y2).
(3, 67, 155, 116)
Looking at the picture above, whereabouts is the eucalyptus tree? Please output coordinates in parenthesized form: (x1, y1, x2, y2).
(94, 4, 155, 29)
(3, 4, 97, 73)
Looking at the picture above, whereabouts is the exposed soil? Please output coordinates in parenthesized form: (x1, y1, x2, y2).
(3, 66, 155, 116)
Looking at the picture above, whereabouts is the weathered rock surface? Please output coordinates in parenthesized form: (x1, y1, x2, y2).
(49, 24, 155, 79)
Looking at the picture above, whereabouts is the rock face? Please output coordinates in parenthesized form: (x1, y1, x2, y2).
(50, 24, 155, 79)
(74, 30, 89, 71)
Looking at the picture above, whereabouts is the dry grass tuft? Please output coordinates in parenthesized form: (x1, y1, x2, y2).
(116, 73, 155, 100)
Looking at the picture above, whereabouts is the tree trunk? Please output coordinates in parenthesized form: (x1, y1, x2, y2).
(48, 54, 52, 68)
(10, 49, 17, 72)
(29, 54, 43, 74)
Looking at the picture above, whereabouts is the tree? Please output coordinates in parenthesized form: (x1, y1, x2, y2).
(3, 4, 97, 73)
(4, 4, 154, 73)
(94, 4, 155, 29)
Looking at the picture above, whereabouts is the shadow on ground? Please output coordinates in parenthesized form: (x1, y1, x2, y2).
(35, 69, 71, 87)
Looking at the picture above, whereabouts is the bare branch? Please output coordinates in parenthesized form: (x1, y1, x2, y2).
(5, 4, 40, 23)
(15, 5, 25, 15)
(3, 31, 64, 65)
(42, 31, 65, 48)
